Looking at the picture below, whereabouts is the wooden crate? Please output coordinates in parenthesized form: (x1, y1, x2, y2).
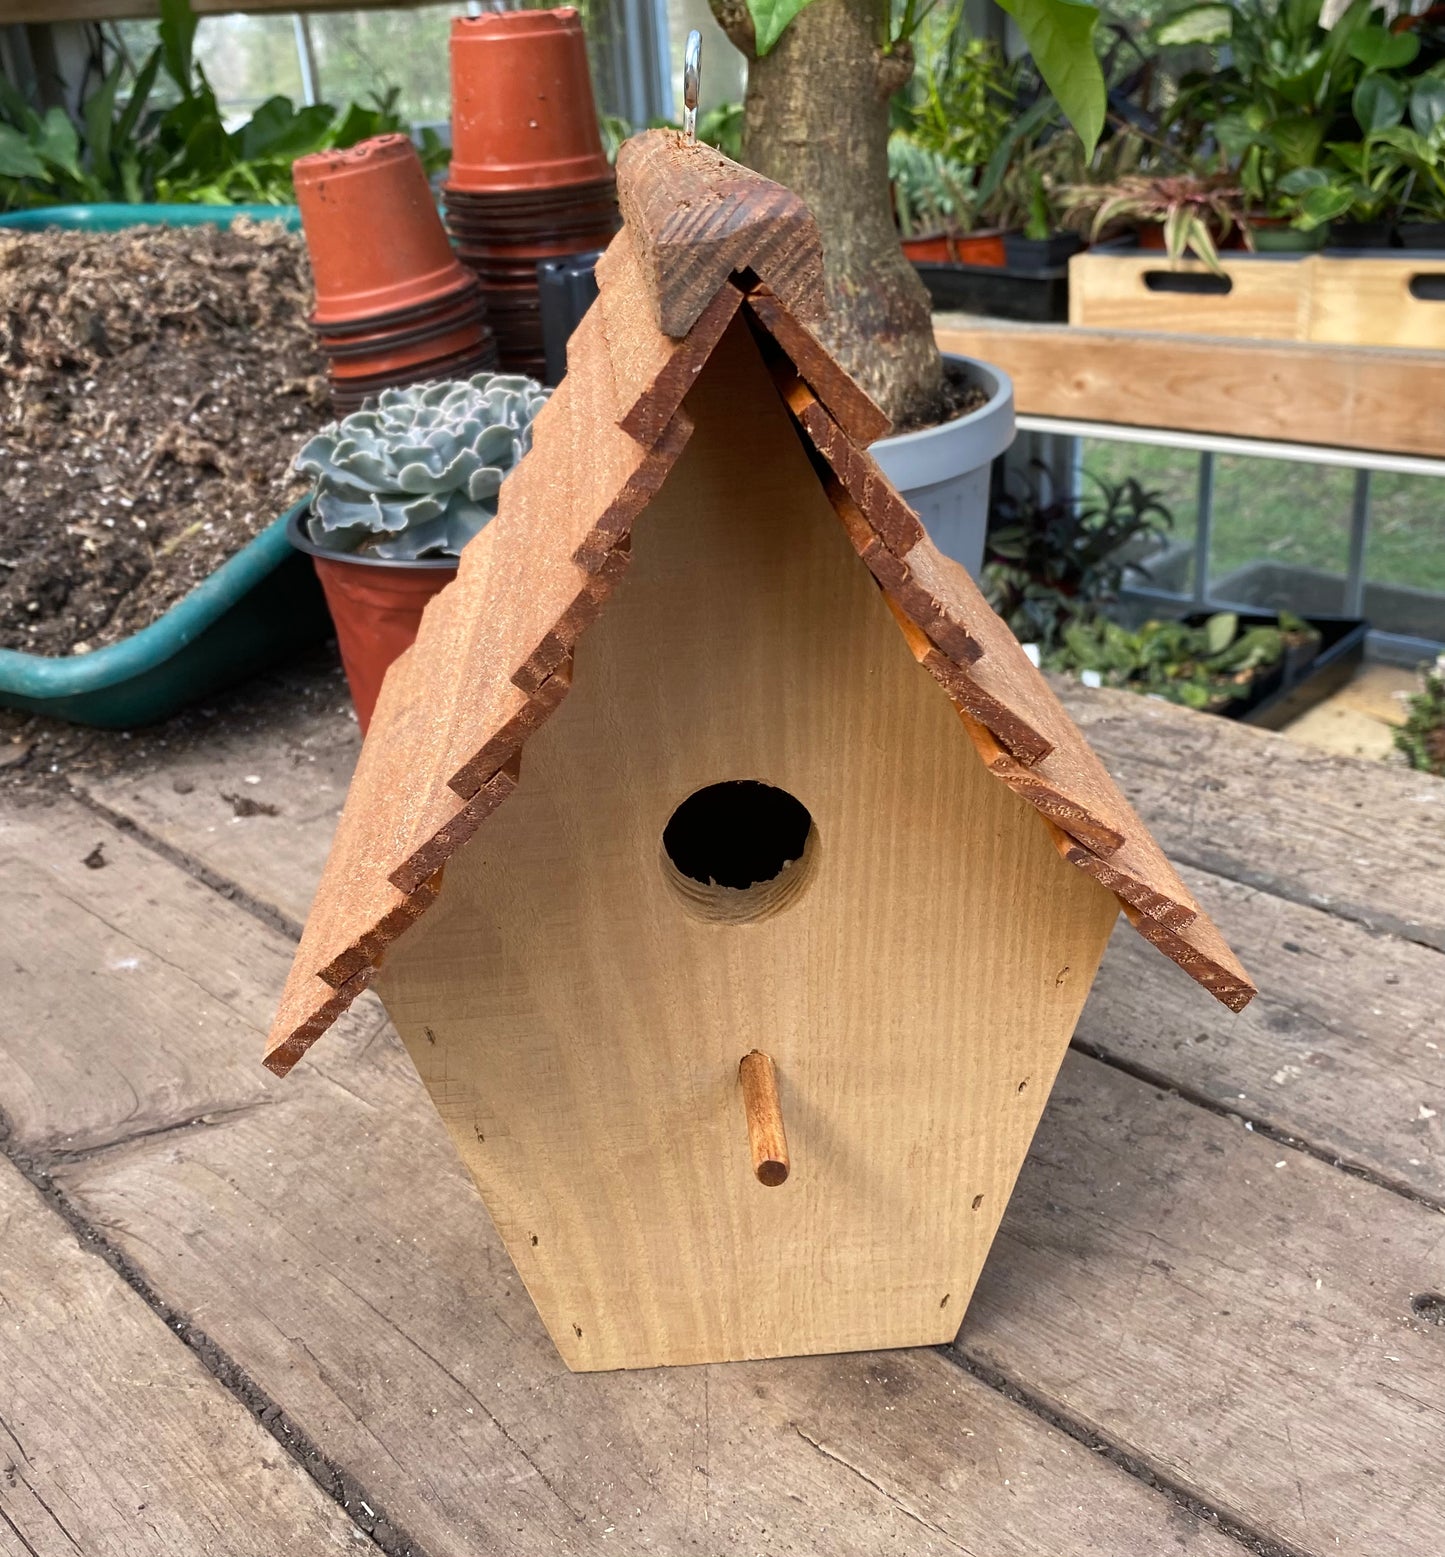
(1068, 252, 1313, 339)
(1309, 254, 1445, 350)
(1069, 249, 1445, 349)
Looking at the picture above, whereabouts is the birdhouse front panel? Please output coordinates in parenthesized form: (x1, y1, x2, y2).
(373, 318, 1122, 1370)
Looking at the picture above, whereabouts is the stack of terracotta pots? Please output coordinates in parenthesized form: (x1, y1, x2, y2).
(294, 135, 497, 415)
(443, 9, 620, 378)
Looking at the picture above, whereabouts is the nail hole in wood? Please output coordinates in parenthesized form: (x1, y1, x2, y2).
(939, 1293, 950, 1309)
(971, 1194, 984, 1210)
(1412, 1292, 1445, 1325)
(661, 781, 815, 923)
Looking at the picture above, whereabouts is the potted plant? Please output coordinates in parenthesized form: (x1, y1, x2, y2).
(888, 137, 980, 262)
(1394, 655, 1445, 775)
(703, 0, 1107, 537)
(889, 29, 1016, 266)
(1060, 168, 1245, 269)
(288, 373, 549, 731)
(982, 467, 1174, 650)
(1047, 610, 1320, 714)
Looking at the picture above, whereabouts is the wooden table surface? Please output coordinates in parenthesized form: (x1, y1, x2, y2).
(3, 666, 1442, 1557)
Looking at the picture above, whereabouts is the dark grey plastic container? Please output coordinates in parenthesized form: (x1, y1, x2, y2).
(869, 353, 1015, 577)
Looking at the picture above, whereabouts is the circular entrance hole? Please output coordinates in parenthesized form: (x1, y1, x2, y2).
(661, 781, 816, 923)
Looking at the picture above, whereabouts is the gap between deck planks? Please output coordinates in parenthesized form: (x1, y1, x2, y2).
(1, 791, 1245, 1556)
(74, 678, 1445, 1206)
(0, 1153, 362, 1555)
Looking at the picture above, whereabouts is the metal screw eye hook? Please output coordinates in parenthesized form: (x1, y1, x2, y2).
(684, 29, 701, 145)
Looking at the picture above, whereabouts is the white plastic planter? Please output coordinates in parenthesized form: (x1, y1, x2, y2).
(870, 353, 1015, 577)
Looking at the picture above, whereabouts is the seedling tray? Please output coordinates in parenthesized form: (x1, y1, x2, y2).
(1182, 610, 1368, 730)
(914, 261, 1069, 323)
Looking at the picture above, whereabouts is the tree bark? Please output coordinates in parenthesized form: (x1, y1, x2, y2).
(709, 0, 945, 430)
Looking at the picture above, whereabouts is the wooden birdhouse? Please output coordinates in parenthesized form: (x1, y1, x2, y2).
(266, 132, 1255, 1372)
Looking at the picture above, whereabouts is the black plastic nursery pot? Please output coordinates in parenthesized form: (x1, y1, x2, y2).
(913, 260, 1069, 323)
(1398, 223, 1445, 251)
(1181, 610, 1368, 730)
(1002, 232, 1083, 269)
(1324, 221, 1399, 252)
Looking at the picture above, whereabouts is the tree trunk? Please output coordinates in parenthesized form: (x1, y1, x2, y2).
(709, 0, 945, 430)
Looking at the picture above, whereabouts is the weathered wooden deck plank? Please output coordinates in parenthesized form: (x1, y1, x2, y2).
(76, 703, 361, 931)
(0, 1155, 359, 1555)
(1080, 863, 1445, 1203)
(0, 799, 382, 1156)
(1055, 681, 1445, 952)
(51, 1029, 1242, 1557)
(959, 1050, 1445, 1557)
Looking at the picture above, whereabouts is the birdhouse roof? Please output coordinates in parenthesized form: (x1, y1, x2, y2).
(264, 131, 1253, 1077)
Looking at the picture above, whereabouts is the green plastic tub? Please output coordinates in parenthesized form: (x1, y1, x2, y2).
(0, 501, 330, 728)
(0, 203, 327, 728)
(0, 202, 300, 233)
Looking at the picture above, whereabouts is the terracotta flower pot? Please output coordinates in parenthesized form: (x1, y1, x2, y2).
(326, 313, 492, 378)
(295, 135, 473, 326)
(448, 9, 611, 192)
(901, 233, 955, 264)
(326, 340, 500, 417)
(288, 509, 457, 733)
(952, 229, 1006, 267)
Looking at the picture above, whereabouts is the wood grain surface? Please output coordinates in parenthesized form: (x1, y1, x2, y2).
(615, 130, 825, 337)
(19, 639, 1445, 1552)
(744, 284, 892, 444)
(934, 313, 1445, 458)
(960, 1048, 1445, 1557)
(375, 318, 1122, 1368)
(0, 799, 379, 1156)
(1055, 680, 1445, 951)
(53, 1028, 1245, 1557)
(0, 1157, 360, 1555)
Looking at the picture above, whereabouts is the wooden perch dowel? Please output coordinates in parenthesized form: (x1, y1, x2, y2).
(738, 1051, 790, 1187)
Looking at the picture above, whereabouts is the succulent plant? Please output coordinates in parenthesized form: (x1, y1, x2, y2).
(295, 374, 550, 560)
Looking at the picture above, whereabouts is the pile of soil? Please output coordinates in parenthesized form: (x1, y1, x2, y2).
(0, 219, 328, 656)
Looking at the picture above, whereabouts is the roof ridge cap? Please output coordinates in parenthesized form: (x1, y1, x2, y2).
(616, 129, 825, 339)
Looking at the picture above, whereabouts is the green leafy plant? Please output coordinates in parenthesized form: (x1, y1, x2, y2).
(1048, 610, 1316, 711)
(983, 467, 1173, 651)
(1060, 169, 1243, 268)
(296, 375, 550, 561)
(1154, 0, 1445, 229)
(887, 135, 975, 237)
(1394, 655, 1445, 776)
(744, 0, 1105, 156)
(0, 0, 444, 212)
(894, 31, 1017, 169)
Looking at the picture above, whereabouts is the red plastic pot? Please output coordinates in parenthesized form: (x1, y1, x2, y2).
(448, 9, 610, 192)
(952, 229, 1006, 266)
(295, 135, 474, 326)
(901, 233, 954, 263)
(327, 314, 492, 378)
(288, 509, 456, 733)
(901, 230, 1006, 266)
